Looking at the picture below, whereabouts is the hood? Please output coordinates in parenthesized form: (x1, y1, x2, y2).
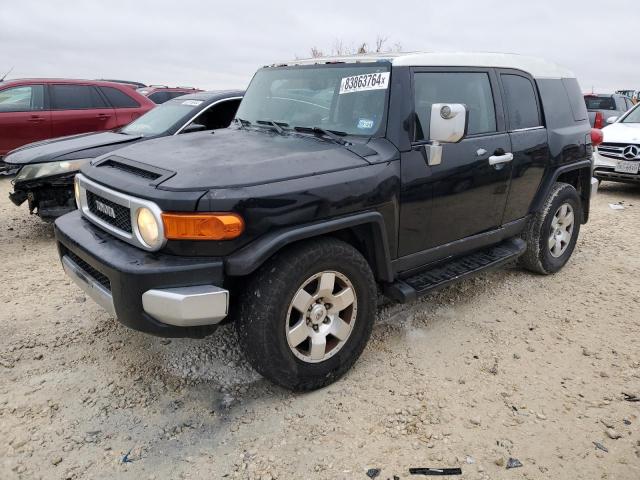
(4, 132, 143, 165)
(602, 122, 640, 144)
(95, 128, 375, 191)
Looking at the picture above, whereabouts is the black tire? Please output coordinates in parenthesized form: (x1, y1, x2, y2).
(235, 238, 377, 391)
(520, 182, 582, 274)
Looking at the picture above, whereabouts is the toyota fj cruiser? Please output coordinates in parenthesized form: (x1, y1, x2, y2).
(55, 53, 598, 391)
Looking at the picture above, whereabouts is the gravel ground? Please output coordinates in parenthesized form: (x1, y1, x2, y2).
(1, 176, 639, 480)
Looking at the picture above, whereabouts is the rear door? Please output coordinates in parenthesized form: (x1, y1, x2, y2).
(497, 70, 549, 224)
(399, 68, 513, 255)
(98, 85, 144, 126)
(50, 84, 117, 137)
(0, 84, 50, 155)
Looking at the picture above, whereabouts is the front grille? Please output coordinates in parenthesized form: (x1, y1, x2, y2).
(599, 143, 640, 160)
(99, 159, 162, 180)
(66, 251, 111, 291)
(86, 190, 132, 232)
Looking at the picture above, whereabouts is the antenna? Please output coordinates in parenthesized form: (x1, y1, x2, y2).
(0, 66, 14, 82)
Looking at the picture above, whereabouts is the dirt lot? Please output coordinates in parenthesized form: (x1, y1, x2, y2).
(0, 176, 639, 480)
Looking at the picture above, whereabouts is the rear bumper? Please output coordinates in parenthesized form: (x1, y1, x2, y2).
(55, 211, 228, 338)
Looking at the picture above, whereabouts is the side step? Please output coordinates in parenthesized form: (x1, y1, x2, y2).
(385, 238, 526, 303)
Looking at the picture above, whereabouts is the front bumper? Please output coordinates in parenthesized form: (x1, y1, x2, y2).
(593, 151, 640, 184)
(55, 211, 228, 338)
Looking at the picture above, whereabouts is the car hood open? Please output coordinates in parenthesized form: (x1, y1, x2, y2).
(97, 128, 376, 191)
(4, 132, 143, 165)
(602, 122, 640, 144)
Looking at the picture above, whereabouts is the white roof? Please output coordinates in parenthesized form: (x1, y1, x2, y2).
(282, 52, 575, 79)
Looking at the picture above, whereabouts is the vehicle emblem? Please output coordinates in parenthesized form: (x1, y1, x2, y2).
(95, 200, 116, 218)
(623, 145, 639, 159)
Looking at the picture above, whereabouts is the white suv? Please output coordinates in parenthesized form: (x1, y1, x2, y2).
(594, 103, 640, 184)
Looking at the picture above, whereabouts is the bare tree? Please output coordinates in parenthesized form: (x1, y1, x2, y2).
(304, 36, 402, 58)
(310, 46, 324, 58)
(375, 35, 388, 53)
(332, 39, 345, 56)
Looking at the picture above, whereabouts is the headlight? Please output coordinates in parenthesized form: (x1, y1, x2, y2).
(136, 207, 161, 248)
(14, 158, 91, 183)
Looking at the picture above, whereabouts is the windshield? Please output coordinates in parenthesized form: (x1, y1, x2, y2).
(235, 64, 390, 136)
(622, 105, 640, 123)
(120, 98, 204, 136)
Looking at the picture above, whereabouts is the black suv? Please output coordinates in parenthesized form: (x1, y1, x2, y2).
(55, 53, 597, 391)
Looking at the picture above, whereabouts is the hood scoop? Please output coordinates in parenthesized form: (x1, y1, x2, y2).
(94, 156, 174, 184)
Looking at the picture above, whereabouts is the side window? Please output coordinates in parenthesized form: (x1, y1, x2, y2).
(184, 99, 242, 131)
(0, 85, 44, 112)
(501, 74, 542, 130)
(625, 98, 633, 110)
(413, 72, 496, 141)
(51, 85, 107, 110)
(99, 86, 140, 108)
(561, 78, 588, 122)
(169, 92, 188, 100)
(148, 92, 170, 104)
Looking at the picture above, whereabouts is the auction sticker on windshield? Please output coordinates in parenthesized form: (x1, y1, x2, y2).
(339, 72, 390, 94)
(182, 100, 203, 106)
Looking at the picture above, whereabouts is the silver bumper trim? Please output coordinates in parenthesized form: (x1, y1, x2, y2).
(62, 255, 116, 317)
(142, 285, 229, 327)
(590, 177, 599, 197)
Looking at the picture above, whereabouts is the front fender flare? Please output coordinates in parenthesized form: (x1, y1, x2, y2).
(225, 211, 394, 282)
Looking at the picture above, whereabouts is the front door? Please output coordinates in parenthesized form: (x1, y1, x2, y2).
(0, 84, 50, 155)
(399, 68, 513, 256)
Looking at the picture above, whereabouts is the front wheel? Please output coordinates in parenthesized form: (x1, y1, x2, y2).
(520, 182, 582, 274)
(235, 238, 377, 391)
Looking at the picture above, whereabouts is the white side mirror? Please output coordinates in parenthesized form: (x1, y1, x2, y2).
(606, 116, 618, 124)
(429, 103, 468, 143)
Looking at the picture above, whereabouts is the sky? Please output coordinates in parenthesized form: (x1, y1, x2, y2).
(1, 0, 638, 92)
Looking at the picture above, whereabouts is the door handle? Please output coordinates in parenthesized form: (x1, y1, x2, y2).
(97, 114, 111, 119)
(488, 152, 514, 165)
(28, 115, 45, 123)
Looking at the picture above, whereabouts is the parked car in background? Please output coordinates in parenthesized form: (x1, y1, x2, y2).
(0, 79, 155, 167)
(6, 90, 243, 220)
(616, 90, 639, 104)
(98, 79, 147, 89)
(593, 102, 640, 184)
(54, 52, 597, 391)
(584, 93, 633, 128)
(137, 86, 203, 104)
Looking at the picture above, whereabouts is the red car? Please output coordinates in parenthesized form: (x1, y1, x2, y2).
(0, 79, 155, 157)
(137, 86, 203, 104)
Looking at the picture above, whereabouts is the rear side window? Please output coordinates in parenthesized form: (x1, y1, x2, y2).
(99, 86, 140, 108)
(0, 85, 44, 112)
(561, 78, 588, 121)
(148, 91, 171, 104)
(501, 74, 541, 130)
(51, 85, 107, 110)
(584, 95, 616, 110)
(413, 72, 496, 140)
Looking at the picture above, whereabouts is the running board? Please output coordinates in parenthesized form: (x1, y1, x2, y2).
(385, 238, 526, 303)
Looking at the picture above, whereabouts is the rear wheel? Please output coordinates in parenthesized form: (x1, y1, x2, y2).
(235, 238, 377, 391)
(520, 182, 582, 274)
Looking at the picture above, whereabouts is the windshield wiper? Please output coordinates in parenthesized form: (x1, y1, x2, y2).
(234, 118, 251, 129)
(293, 126, 349, 145)
(256, 120, 288, 134)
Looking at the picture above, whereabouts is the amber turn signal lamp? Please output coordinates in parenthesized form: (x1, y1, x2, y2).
(161, 212, 244, 240)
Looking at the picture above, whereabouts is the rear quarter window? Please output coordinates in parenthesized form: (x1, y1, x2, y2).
(99, 86, 140, 108)
(501, 74, 541, 130)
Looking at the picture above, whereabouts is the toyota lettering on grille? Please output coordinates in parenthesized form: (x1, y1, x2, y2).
(95, 200, 116, 218)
